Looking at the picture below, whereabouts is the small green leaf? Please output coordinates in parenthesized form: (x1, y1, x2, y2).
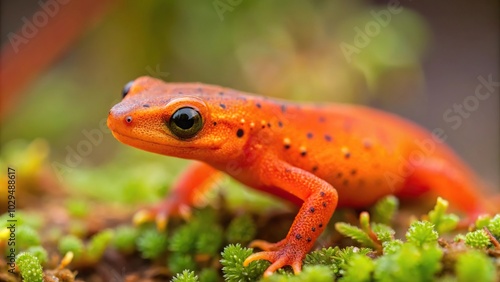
(335, 223, 376, 248)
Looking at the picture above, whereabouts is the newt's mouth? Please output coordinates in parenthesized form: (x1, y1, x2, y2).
(110, 130, 220, 150)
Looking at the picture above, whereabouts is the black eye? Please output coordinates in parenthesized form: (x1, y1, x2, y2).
(122, 80, 134, 98)
(168, 107, 203, 139)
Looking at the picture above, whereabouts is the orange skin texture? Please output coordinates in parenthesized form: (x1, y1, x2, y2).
(108, 76, 496, 276)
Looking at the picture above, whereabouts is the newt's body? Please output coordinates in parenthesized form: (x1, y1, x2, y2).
(108, 76, 496, 276)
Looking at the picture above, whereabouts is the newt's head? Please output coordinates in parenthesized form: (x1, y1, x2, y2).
(107, 76, 249, 162)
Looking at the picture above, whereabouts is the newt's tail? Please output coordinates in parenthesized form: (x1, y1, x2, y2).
(405, 158, 499, 223)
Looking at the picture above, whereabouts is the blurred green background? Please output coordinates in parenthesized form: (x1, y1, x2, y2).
(0, 0, 498, 204)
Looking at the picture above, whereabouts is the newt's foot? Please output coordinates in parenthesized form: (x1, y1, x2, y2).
(133, 199, 192, 230)
(244, 239, 304, 277)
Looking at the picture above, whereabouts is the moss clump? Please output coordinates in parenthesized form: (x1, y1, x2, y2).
(137, 228, 168, 259)
(220, 244, 270, 282)
(16, 252, 44, 282)
(455, 250, 495, 282)
(112, 225, 139, 253)
(405, 221, 438, 247)
(171, 269, 199, 282)
(464, 229, 491, 249)
(226, 214, 257, 244)
(58, 235, 85, 260)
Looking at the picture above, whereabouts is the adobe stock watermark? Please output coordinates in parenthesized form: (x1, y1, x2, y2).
(146, 64, 170, 79)
(51, 118, 111, 182)
(213, 0, 243, 21)
(7, 0, 71, 53)
(51, 64, 170, 182)
(384, 74, 499, 189)
(340, 0, 404, 63)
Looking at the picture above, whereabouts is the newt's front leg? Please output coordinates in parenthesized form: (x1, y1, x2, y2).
(243, 156, 338, 277)
(134, 161, 222, 229)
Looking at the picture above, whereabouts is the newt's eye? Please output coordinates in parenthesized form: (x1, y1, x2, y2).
(168, 107, 203, 139)
(122, 80, 134, 98)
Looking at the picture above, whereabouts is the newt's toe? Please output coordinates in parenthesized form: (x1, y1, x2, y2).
(243, 246, 304, 277)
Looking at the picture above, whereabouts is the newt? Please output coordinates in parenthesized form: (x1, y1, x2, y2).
(107, 76, 497, 276)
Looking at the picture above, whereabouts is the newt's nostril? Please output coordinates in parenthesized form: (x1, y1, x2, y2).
(125, 116, 133, 123)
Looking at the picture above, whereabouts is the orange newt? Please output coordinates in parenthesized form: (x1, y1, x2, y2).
(107, 76, 496, 276)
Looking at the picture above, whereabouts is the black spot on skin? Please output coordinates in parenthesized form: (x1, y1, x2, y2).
(312, 227, 316, 232)
(324, 135, 332, 142)
(295, 234, 302, 240)
(345, 152, 351, 159)
(309, 207, 315, 213)
(285, 168, 292, 173)
(267, 123, 271, 128)
(213, 122, 217, 126)
(278, 121, 283, 127)
(307, 132, 313, 139)
(320, 191, 325, 197)
(337, 172, 343, 178)
(322, 202, 327, 208)
(219, 92, 224, 96)
(301, 151, 307, 157)
(319, 223, 323, 228)
(343, 179, 349, 186)
(178, 91, 183, 94)
(236, 129, 244, 138)
(142, 104, 150, 108)
(319, 117, 326, 123)
(307, 237, 312, 243)
(284, 144, 290, 149)
(256, 103, 262, 108)
(281, 104, 287, 113)
(351, 169, 357, 175)
(197, 87, 202, 92)
(220, 103, 226, 109)
(261, 125, 266, 129)
(312, 166, 318, 172)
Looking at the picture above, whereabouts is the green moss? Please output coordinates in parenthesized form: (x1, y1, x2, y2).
(168, 253, 197, 274)
(16, 252, 44, 282)
(112, 225, 139, 253)
(226, 214, 257, 244)
(58, 234, 84, 259)
(455, 251, 495, 282)
(171, 269, 199, 282)
(371, 223, 395, 243)
(137, 228, 168, 259)
(262, 265, 334, 282)
(65, 199, 90, 218)
(198, 268, 220, 282)
(405, 221, 438, 247)
(338, 254, 374, 282)
(25, 246, 48, 265)
(370, 196, 398, 225)
(220, 244, 270, 282)
(487, 214, 500, 237)
(169, 209, 224, 256)
(87, 229, 114, 262)
(474, 215, 491, 229)
(16, 225, 41, 251)
(464, 229, 491, 249)
(427, 197, 459, 233)
(374, 243, 442, 281)
(304, 246, 371, 278)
